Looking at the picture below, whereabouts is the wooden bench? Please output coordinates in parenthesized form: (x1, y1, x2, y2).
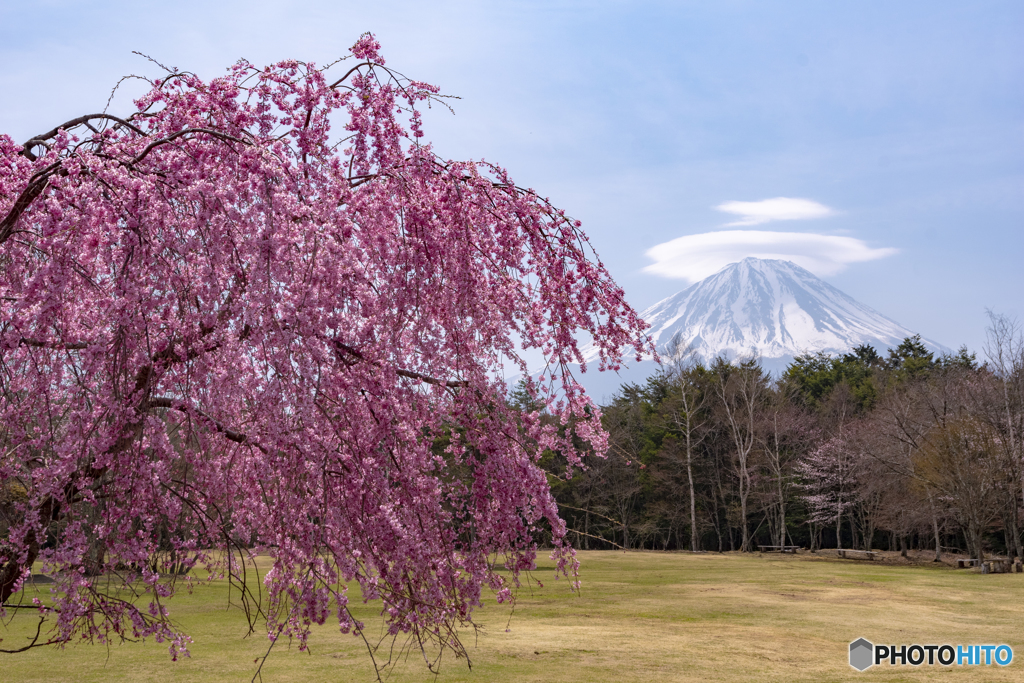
(758, 545, 801, 553)
(957, 558, 1023, 572)
(837, 549, 877, 560)
(980, 559, 1022, 574)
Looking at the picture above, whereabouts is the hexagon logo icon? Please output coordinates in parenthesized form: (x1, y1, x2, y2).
(850, 638, 874, 671)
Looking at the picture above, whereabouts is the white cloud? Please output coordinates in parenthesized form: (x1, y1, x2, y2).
(643, 230, 898, 283)
(716, 197, 834, 226)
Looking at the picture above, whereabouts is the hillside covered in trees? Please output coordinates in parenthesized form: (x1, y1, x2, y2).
(527, 315, 1024, 562)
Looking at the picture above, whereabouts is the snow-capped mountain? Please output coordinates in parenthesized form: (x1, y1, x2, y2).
(573, 257, 947, 398)
(636, 257, 946, 364)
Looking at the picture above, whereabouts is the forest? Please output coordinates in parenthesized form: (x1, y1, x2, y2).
(526, 315, 1024, 562)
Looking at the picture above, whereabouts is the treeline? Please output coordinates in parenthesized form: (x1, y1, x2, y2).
(534, 316, 1024, 561)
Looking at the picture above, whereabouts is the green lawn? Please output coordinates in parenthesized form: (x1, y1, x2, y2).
(2, 551, 1022, 682)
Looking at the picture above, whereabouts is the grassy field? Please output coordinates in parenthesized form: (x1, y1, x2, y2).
(2, 550, 1023, 682)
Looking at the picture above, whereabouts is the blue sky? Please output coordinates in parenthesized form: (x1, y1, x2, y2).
(2, 1, 1021, 354)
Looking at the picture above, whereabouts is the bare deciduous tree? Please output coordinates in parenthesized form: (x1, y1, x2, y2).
(714, 359, 767, 552)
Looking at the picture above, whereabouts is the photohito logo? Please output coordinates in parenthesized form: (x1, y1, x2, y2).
(849, 638, 1013, 671)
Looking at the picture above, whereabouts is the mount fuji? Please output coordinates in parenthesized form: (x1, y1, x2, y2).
(573, 257, 947, 400)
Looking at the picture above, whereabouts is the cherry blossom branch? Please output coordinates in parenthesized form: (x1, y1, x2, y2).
(15, 338, 88, 350)
(330, 339, 470, 388)
(21, 113, 145, 158)
(0, 162, 63, 244)
(129, 127, 251, 166)
(147, 396, 262, 450)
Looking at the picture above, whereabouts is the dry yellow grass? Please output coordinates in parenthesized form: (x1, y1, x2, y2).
(2, 550, 1022, 681)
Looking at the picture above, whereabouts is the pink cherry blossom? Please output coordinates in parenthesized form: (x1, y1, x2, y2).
(0, 36, 649, 667)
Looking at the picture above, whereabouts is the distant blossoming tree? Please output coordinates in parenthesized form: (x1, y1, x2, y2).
(796, 434, 859, 550)
(0, 35, 647, 669)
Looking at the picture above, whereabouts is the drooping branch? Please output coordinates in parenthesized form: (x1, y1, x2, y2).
(15, 338, 89, 351)
(147, 396, 262, 451)
(2, 121, 251, 247)
(0, 614, 60, 653)
(20, 113, 146, 160)
(331, 339, 469, 388)
(0, 162, 64, 245)
(395, 368, 470, 388)
(129, 127, 251, 166)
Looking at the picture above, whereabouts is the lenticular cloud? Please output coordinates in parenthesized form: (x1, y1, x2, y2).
(716, 197, 834, 226)
(643, 230, 898, 283)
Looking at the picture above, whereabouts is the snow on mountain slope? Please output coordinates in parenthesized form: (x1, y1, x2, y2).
(581, 257, 947, 376)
